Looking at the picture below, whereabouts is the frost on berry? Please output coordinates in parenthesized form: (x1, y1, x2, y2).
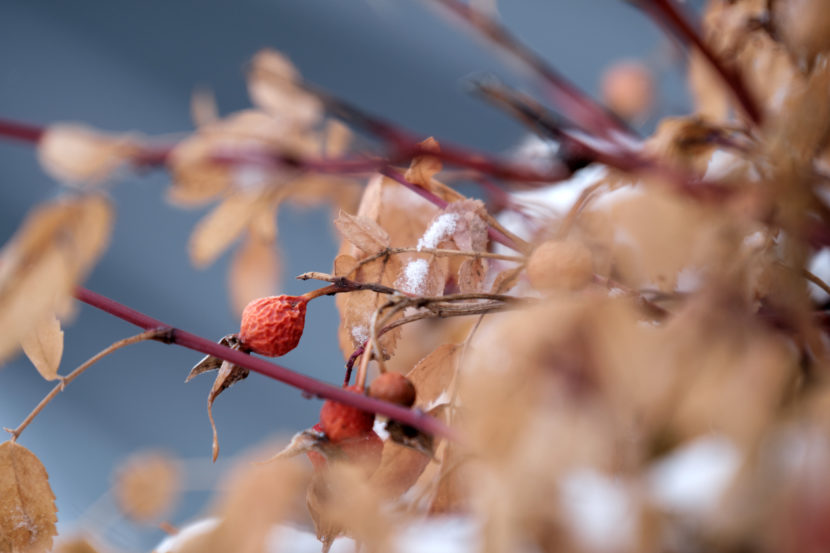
(239, 294, 308, 356)
(369, 372, 417, 407)
(319, 385, 375, 443)
(526, 240, 594, 292)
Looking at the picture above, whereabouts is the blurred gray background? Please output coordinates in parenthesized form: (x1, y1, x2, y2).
(0, 0, 696, 549)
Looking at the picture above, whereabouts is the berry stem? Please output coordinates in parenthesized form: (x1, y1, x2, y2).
(73, 287, 459, 441)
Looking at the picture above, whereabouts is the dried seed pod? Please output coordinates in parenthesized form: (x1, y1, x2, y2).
(239, 295, 308, 356)
(368, 372, 417, 407)
(526, 240, 594, 292)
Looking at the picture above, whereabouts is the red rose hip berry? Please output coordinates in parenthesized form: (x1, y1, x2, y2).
(239, 295, 308, 356)
(369, 372, 416, 407)
(319, 385, 375, 442)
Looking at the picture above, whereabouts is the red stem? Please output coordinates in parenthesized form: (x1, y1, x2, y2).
(0, 118, 44, 144)
(635, 0, 762, 125)
(74, 287, 458, 441)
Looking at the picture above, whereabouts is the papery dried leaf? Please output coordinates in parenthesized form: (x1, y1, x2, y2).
(261, 430, 325, 463)
(186, 335, 241, 382)
(407, 344, 460, 409)
(285, 175, 363, 213)
(113, 450, 180, 523)
(490, 264, 524, 293)
(385, 419, 436, 458)
(369, 437, 433, 500)
(228, 234, 281, 316)
(333, 254, 358, 278)
(458, 257, 488, 294)
(188, 193, 265, 268)
(333, 211, 390, 255)
(20, 312, 63, 381)
(191, 87, 219, 128)
(0, 195, 113, 364)
(336, 175, 441, 359)
(324, 119, 352, 158)
(446, 199, 489, 253)
(207, 361, 250, 462)
(0, 441, 57, 553)
(212, 452, 305, 553)
(247, 49, 322, 128)
(37, 123, 140, 185)
(404, 137, 442, 190)
(688, 51, 730, 122)
(53, 537, 101, 553)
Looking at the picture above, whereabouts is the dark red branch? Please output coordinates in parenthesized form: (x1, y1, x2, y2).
(74, 287, 458, 441)
(633, 0, 762, 125)
(0, 118, 44, 144)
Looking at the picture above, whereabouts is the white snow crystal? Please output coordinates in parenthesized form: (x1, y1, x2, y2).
(351, 324, 369, 345)
(559, 469, 635, 552)
(417, 213, 459, 251)
(402, 259, 430, 295)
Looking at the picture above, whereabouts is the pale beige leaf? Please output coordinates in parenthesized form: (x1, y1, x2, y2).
(457, 257, 487, 294)
(333, 210, 390, 255)
(37, 124, 140, 185)
(191, 87, 219, 128)
(404, 137, 442, 189)
(207, 360, 250, 462)
(333, 254, 358, 278)
(407, 344, 460, 409)
(228, 235, 281, 316)
(188, 193, 263, 268)
(260, 430, 324, 463)
(490, 264, 524, 293)
(113, 450, 180, 524)
(0, 441, 57, 553)
(247, 49, 322, 128)
(0, 195, 113, 364)
(20, 313, 63, 381)
(324, 119, 352, 158)
(446, 199, 489, 253)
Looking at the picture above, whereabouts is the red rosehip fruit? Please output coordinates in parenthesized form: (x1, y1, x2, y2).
(239, 295, 308, 356)
(368, 372, 416, 407)
(319, 385, 375, 443)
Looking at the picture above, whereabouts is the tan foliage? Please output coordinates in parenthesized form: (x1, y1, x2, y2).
(228, 234, 281, 316)
(113, 450, 181, 523)
(37, 124, 140, 185)
(0, 441, 57, 553)
(19, 313, 63, 381)
(0, 195, 112, 364)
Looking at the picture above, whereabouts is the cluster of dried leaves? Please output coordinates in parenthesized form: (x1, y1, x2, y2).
(7, 1, 830, 552)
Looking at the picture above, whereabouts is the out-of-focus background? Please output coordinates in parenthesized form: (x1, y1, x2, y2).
(0, 0, 697, 549)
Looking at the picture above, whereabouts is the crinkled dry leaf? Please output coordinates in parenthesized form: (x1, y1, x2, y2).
(207, 360, 250, 462)
(404, 137, 443, 190)
(0, 441, 57, 553)
(261, 429, 325, 463)
(333, 254, 359, 278)
(336, 175, 441, 358)
(186, 335, 241, 382)
(20, 312, 63, 381)
(406, 344, 461, 409)
(323, 119, 352, 158)
(0, 195, 113, 364)
(188, 192, 266, 268)
(490, 264, 524, 294)
(228, 234, 281, 316)
(210, 453, 305, 553)
(688, 50, 730, 122)
(333, 210, 390, 255)
(113, 450, 180, 523)
(247, 49, 322, 128)
(37, 123, 140, 185)
(458, 257, 487, 294)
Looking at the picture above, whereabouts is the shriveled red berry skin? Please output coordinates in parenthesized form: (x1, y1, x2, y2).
(369, 372, 416, 407)
(319, 385, 375, 442)
(239, 295, 308, 356)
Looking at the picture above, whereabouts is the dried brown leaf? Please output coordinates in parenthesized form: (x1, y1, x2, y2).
(406, 344, 461, 409)
(228, 234, 281, 316)
(186, 335, 241, 382)
(324, 119, 352, 158)
(0, 195, 113, 364)
(0, 441, 57, 553)
(52, 537, 101, 553)
(261, 430, 325, 463)
(333, 254, 358, 278)
(112, 450, 180, 523)
(333, 210, 390, 255)
(20, 313, 63, 381)
(247, 49, 322, 128)
(490, 264, 524, 294)
(207, 360, 250, 462)
(37, 124, 140, 185)
(188, 192, 264, 268)
(404, 137, 443, 190)
(458, 257, 487, 294)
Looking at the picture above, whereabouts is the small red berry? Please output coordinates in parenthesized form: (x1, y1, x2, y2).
(319, 385, 375, 442)
(368, 372, 416, 407)
(239, 295, 308, 356)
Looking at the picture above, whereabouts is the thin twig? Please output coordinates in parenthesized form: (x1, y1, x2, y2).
(4, 328, 170, 442)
